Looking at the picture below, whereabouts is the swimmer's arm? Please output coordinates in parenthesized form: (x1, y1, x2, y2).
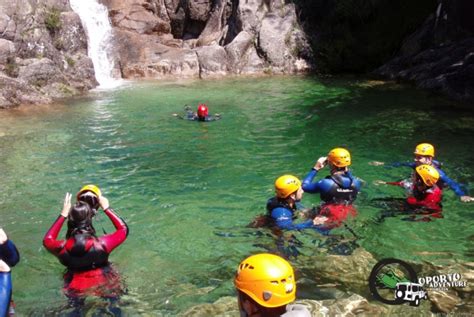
(0, 239, 19, 267)
(438, 169, 467, 197)
(100, 208, 129, 253)
(42, 216, 66, 254)
(302, 169, 322, 193)
(271, 208, 313, 230)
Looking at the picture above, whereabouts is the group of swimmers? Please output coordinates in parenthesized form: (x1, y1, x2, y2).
(262, 143, 472, 233)
(1, 101, 472, 316)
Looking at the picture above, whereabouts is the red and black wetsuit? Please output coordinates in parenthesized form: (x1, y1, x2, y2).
(388, 181, 443, 213)
(43, 208, 128, 298)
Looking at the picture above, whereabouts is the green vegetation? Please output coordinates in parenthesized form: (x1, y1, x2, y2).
(291, 0, 438, 73)
(45, 7, 62, 35)
(5, 57, 18, 77)
(65, 56, 75, 67)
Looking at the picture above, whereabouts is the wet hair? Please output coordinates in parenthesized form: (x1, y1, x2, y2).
(66, 201, 96, 239)
(237, 291, 286, 317)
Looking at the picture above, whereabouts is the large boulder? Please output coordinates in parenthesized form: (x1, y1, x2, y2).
(106, 0, 313, 79)
(195, 44, 228, 77)
(0, 39, 15, 64)
(0, 74, 51, 108)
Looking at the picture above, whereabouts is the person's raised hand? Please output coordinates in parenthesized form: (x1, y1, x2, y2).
(99, 195, 110, 210)
(314, 156, 327, 171)
(61, 192, 72, 218)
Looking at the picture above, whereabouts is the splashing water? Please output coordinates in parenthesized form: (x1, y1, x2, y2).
(70, 0, 121, 88)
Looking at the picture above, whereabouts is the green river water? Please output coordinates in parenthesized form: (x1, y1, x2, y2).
(0, 76, 473, 315)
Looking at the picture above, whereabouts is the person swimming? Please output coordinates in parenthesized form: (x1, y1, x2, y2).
(173, 103, 221, 122)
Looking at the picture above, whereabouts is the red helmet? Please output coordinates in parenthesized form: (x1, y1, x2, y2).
(197, 104, 208, 118)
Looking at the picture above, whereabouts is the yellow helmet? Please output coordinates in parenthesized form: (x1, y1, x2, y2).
(234, 253, 296, 308)
(76, 184, 102, 200)
(414, 143, 435, 157)
(328, 148, 351, 167)
(275, 175, 301, 198)
(416, 165, 439, 186)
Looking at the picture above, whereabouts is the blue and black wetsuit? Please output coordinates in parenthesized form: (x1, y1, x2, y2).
(266, 197, 328, 234)
(390, 161, 467, 197)
(0, 239, 20, 317)
(302, 169, 361, 204)
(266, 197, 313, 230)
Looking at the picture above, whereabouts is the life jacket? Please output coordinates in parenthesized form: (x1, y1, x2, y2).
(320, 174, 359, 204)
(262, 197, 296, 227)
(58, 234, 109, 271)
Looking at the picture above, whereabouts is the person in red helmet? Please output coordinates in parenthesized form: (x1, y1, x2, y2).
(173, 103, 221, 121)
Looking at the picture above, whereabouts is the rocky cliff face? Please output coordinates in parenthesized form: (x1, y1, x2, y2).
(0, 0, 97, 108)
(103, 0, 313, 79)
(0, 0, 312, 108)
(375, 0, 474, 102)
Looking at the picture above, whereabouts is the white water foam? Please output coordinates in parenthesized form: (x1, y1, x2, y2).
(70, 0, 122, 89)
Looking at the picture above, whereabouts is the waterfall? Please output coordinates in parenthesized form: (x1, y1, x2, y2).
(70, 0, 121, 88)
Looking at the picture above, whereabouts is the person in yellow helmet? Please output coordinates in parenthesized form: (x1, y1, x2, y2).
(372, 143, 473, 202)
(379, 165, 443, 221)
(235, 253, 310, 317)
(301, 148, 360, 229)
(43, 185, 128, 310)
(265, 175, 327, 231)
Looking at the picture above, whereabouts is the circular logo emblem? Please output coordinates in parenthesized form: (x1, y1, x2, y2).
(368, 258, 418, 305)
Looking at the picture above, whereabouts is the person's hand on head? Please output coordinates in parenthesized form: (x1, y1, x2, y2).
(314, 156, 327, 171)
(61, 192, 72, 218)
(0, 229, 7, 244)
(99, 195, 110, 210)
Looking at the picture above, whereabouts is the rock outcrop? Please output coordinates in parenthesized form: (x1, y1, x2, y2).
(375, 0, 474, 102)
(0, 0, 313, 107)
(0, 0, 97, 108)
(105, 0, 313, 79)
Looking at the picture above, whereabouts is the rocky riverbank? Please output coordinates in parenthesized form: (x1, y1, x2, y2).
(1, 0, 473, 108)
(375, 0, 474, 102)
(0, 0, 313, 108)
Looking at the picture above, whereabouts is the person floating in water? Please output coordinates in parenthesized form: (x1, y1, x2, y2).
(302, 148, 361, 229)
(380, 165, 443, 220)
(173, 103, 221, 121)
(263, 175, 327, 232)
(234, 253, 311, 317)
(43, 185, 128, 310)
(0, 228, 20, 317)
(371, 143, 473, 202)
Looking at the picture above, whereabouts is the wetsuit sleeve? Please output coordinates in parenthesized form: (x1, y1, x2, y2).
(407, 187, 442, 211)
(43, 216, 66, 255)
(0, 271, 12, 317)
(0, 240, 20, 267)
(302, 169, 323, 193)
(438, 168, 466, 196)
(271, 208, 314, 230)
(388, 162, 416, 168)
(99, 208, 129, 253)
